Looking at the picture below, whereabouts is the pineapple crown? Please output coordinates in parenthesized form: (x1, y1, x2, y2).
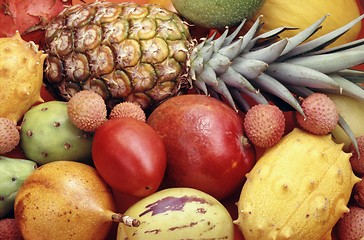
(189, 14, 364, 114)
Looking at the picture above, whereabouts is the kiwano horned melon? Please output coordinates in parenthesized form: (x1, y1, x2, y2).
(0, 32, 46, 123)
(235, 128, 360, 240)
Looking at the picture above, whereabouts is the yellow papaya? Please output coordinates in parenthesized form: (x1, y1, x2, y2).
(247, 0, 361, 48)
(235, 128, 360, 240)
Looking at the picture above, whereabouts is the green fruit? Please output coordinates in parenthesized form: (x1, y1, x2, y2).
(171, 0, 265, 28)
(0, 156, 37, 218)
(20, 101, 93, 165)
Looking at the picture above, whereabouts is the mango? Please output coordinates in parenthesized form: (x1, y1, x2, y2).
(235, 128, 360, 239)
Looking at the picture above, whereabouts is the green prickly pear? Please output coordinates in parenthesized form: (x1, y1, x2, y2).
(0, 156, 37, 218)
(20, 101, 93, 165)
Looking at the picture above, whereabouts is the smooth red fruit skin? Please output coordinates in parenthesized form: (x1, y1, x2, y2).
(147, 94, 256, 199)
(92, 117, 167, 197)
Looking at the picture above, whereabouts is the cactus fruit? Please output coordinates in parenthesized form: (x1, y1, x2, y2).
(235, 128, 360, 240)
(0, 218, 23, 240)
(117, 187, 234, 240)
(0, 156, 37, 218)
(0, 32, 46, 123)
(20, 101, 93, 165)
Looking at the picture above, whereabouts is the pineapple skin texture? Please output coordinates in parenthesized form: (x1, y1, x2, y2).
(0, 32, 45, 123)
(235, 128, 360, 240)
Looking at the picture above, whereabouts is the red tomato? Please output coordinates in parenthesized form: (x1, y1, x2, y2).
(92, 117, 167, 197)
(147, 94, 256, 200)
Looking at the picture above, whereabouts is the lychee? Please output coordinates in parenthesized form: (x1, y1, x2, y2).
(67, 90, 107, 132)
(353, 177, 364, 208)
(349, 136, 364, 177)
(109, 102, 146, 122)
(243, 104, 285, 148)
(296, 93, 339, 135)
(0, 117, 20, 154)
(336, 205, 364, 240)
(0, 218, 23, 240)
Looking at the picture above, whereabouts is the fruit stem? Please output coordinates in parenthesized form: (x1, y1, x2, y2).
(111, 213, 140, 227)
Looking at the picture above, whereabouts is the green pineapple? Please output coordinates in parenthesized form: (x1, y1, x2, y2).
(44, 1, 364, 115)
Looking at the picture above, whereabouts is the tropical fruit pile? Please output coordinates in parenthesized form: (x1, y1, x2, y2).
(1, 0, 364, 239)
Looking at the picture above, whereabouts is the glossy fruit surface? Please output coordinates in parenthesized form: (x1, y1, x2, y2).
(148, 94, 256, 199)
(92, 117, 167, 197)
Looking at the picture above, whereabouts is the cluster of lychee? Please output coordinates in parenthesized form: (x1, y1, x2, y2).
(66, 90, 147, 133)
(243, 92, 340, 148)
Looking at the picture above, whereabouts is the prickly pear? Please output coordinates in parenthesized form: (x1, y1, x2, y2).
(20, 101, 93, 165)
(0, 156, 37, 218)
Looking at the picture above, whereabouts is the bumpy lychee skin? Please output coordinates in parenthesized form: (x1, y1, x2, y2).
(0, 218, 23, 240)
(349, 136, 364, 177)
(0, 117, 20, 154)
(67, 90, 107, 132)
(243, 104, 285, 148)
(296, 93, 339, 135)
(336, 205, 364, 240)
(353, 177, 364, 208)
(109, 102, 146, 122)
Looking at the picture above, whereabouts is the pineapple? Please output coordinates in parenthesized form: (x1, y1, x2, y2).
(44, 1, 364, 115)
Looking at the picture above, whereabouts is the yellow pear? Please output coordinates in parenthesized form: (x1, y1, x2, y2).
(14, 161, 139, 240)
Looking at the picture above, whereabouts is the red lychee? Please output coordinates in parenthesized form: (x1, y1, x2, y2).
(336, 205, 364, 240)
(0, 218, 23, 240)
(296, 93, 339, 135)
(0, 117, 20, 154)
(349, 136, 364, 177)
(109, 102, 146, 122)
(67, 90, 107, 132)
(243, 104, 285, 148)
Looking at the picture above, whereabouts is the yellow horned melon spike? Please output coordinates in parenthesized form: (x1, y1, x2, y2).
(0, 31, 46, 123)
(235, 128, 360, 240)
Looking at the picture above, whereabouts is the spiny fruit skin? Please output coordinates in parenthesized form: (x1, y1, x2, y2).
(243, 104, 285, 148)
(336, 206, 364, 240)
(20, 101, 93, 165)
(0, 218, 23, 240)
(44, 2, 190, 112)
(0, 156, 37, 219)
(109, 101, 146, 122)
(67, 90, 107, 132)
(296, 93, 339, 135)
(235, 128, 360, 240)
(349, 136, 364, 176)
(0, 117, 20, 154)
(0, 31, 46, 123)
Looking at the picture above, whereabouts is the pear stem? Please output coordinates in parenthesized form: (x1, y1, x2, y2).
(111, 213, 140, 227)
